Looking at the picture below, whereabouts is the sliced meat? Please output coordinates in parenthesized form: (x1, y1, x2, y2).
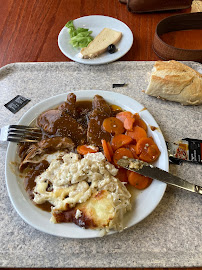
(19, 137, 74, 171)
(75, 101, 92, 129)
(37, 136, 74, 151)
(92, 95, 111, 115)
(58, 93, 77, 117)
(37, 109, 61, 134)
(88, 109, 109, 122)
(87, 119, 111, 147)
(87, 95, 112, 146)
(37, 108, 86, 145)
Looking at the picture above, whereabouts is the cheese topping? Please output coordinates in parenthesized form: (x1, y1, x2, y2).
(33, 152, 131, 228)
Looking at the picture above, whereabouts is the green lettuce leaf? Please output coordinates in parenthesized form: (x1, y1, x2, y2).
(65, 20, 93, 48)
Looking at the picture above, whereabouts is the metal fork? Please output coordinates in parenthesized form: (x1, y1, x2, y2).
(0, 125, 42, 143)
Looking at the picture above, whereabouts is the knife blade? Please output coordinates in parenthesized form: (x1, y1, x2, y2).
(117, 158, 202, 195)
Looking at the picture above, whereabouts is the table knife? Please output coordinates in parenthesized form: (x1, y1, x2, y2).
(117, 158, 202, 195)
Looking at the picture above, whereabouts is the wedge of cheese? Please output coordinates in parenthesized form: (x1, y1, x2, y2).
(80, 28, 122, 59)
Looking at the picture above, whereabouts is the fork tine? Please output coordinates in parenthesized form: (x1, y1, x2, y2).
(7, 137, 40, 143)
(7, 133, 41, 142)
(9, 125, 40, 130)
(7, 124, 42, 143)
(8, 132, 42, 140)
(8, 126, 42, 135)
(8, 129, 42, 136)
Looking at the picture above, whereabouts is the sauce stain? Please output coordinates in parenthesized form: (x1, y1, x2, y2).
(150, 125, 159, 131)
(139, 107, 147, 112)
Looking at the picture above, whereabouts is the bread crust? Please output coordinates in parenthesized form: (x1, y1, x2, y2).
(145, 60, 202, 105)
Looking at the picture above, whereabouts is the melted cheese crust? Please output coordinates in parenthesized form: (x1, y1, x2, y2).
(33, 152, 131, 231)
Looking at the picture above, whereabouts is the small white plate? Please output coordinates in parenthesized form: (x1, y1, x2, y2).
(5, 90, 169, 238)
(58, 15, 133, 65)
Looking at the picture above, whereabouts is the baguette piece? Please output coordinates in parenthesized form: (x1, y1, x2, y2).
(80, 28, 122, 59)
(145, 60, 202, 105)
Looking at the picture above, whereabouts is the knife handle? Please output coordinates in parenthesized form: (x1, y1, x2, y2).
(195, 185, 202, 195)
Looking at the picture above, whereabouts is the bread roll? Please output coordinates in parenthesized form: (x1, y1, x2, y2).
(145, 60, 202, 105)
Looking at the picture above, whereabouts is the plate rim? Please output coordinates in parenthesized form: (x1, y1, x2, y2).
(5, 90, 169, 238)
(58, 15, 134, 65)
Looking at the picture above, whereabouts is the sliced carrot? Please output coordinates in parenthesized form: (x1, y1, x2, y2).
(136, 138, 155, 155)
(77, 145, 99, 155)
(113, 147, 133, 167)
(133, 113, 147, 131)
(116, 168, 128, 183)
(116, 111, 134, 123)
(126, 169, 131, 178)
(141, 144, 160, 162)
(126, 126, 147, 143)
(111, 134, 133, 151)
(124, 116, 135, 131)
(135, 119, 147, 131)
(134, 113, 140, 119)
(107, 142, 114, 157)
(101, 139, 112, 162)
(128, 171, 152, 190)
(129, 144, 139, 159)
(136, 137, 160, 162)
(148, 136, 155, 143)
(102, 117, 125, 135)
(136, 137, 153, 155)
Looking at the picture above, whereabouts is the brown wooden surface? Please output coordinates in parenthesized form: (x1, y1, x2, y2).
(161, 29, 202, 50)
(1, 0, 202, 68)
(0, 1, 201, 270)
(1, 268, 202, 270)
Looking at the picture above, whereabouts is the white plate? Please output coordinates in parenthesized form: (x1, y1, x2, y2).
(58, 15, 133, 65)
(5, 90, 169, 238)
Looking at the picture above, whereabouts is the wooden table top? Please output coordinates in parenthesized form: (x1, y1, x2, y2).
(1, 0, 202, 68)
(0, 0, 201, 269)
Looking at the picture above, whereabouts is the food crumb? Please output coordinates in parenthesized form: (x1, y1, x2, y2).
(129, 159, 144, 170)
(75, 209, 82, 219)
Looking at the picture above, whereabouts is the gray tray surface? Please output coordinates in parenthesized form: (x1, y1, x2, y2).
(0, 61, 201, 268)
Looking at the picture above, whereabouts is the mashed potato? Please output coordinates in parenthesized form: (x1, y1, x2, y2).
(33, 152, 131, 231)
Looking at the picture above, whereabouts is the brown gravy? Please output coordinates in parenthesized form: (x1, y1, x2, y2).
(24, 160, 52, 211)
(37, 100, 120, 147)
(52, 209, 96, 229)
(20, 98, 122, 212)
(150, 125, 159, 131)
(37, 100, 93, 146)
